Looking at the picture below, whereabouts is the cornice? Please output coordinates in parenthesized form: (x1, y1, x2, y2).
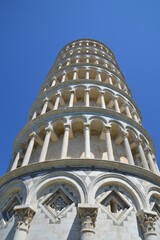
(1, 159, 160, 189)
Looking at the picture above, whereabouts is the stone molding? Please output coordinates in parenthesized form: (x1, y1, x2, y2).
(137, 210, 158, 234)
(14, 205, 35, 233)
(1, 159, 160, 190)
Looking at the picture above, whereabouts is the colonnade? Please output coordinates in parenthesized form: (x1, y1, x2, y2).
(59, 45, 116, 66)
(30, 88, 140, 124)
(55, 55, 121, 78)
(10, 122, 158, 175)
(42, 67, 130, 96)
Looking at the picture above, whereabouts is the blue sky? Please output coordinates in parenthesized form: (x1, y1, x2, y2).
(1, 0, 160, 176)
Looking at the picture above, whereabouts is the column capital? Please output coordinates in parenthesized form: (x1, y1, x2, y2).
(100, 90, 105, 95)
(29, 132, 36, 140)
(85, 88, 90, 93)
(135, 137, 142, 145)
(78, 204, 98, 232)
(137, 210, 158, 234)
(73, 68, 78, 72)
(45, 125, 53, 134)
(14, 205, 35, 233)
(144, 145, 152, 154)
(85, 67, 90, 71)
(121, 129, 129, 138)
(104, 124, 112, 131)
(84, 123, 90, 128)
(123, 101, 130, 107)
(64, 123, 71, 130)
(55, 91, 61, 97)
(112, 95, 119, 100)
(62, 71, 67, 75)
(69, 89, 75, 93)
(131, 108, 137, 114)
(43, 97, 49, 103)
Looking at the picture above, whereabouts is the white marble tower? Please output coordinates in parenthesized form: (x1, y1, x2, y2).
(0, 39, 160, 240)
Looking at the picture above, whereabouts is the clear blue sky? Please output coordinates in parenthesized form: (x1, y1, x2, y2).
(1, 0, 160, 177)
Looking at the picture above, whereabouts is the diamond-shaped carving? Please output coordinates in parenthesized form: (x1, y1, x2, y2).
(39, 185, 75, 223)
(97, 188, 133, 225)
(45, 189, 73, 217)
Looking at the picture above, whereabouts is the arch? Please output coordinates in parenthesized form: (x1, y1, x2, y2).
(0, 179, 27, 206)
(27, 172, 87, 205)
(88, 173, 145, 210)
(89, 115, 107, 125)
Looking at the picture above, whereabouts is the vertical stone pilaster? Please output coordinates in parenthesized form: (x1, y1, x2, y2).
(13, 205, 35, 240)
(78, 204, 98, 240)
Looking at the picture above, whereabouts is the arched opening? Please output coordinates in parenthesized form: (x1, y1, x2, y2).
(68, 119, 84, 158)
(90, 120, 105, 159)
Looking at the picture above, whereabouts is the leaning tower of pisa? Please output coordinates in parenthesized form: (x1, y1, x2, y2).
(1, 39, 160, 240)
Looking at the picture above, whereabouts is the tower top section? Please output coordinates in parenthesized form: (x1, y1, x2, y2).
(7, 39, 159, 180)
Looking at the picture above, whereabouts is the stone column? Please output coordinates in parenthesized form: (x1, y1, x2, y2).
(32, 111, 37, 120)
(41, 98, 49, 115)
(97, 71, 101, 81)
(73, 69, 78, 80)
(94, 59, 99, 64)
(117, 81, 122, 90)
(122, 131, 134, 165)
(39, 127, 52, 162)
(100, 91, 106, 108)
(132, 109, 139, 123)
(124, 102, 132, 118)
(76, 58, 79, 64)
(61, 72, 66, 83)
(86, 58, 89, 63)
(137, 139, 149, 170)
(145, 146, 157, 174)
(84, 124, 90, 158)
(85, 90, 90, 107)
(53, 93, 61, 110)
(60, 124, 70, 159)
(137, 210, 158, 240)
(11, 149, 22, 171)
(105, 62, 108, 68)
(105, 126, 114, 161)
(69, 90, 75, 107)
(22, 132, 36, 166)
(85, 69, 90, 79)
(51, 77, 56, 87)
(113, 96, 120, 113)
(78, 204, 98, 240)
(13, 205, 35, 240)
(108, 76, 113, 85)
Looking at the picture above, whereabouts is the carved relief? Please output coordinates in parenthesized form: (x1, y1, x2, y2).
(78, 204, 98, 232)
(14, 206, 35, 232)
(137, 210, 158, 234)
